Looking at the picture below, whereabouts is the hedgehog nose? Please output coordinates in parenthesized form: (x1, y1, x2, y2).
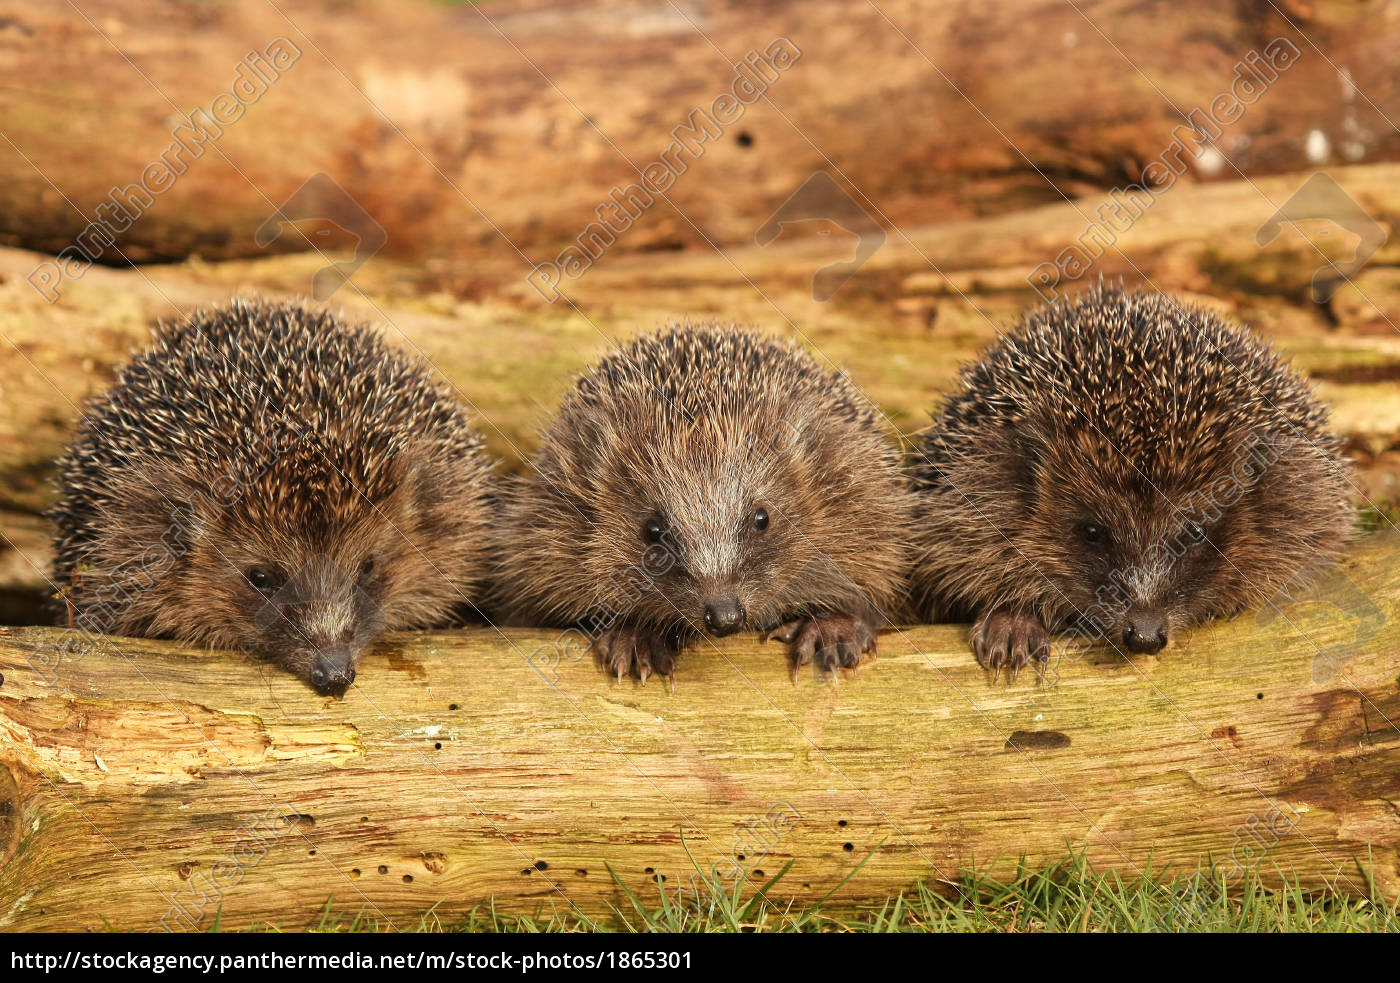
(703, 596, 745, 637)
(309, 651, 357, 696)
(1123, 611, 1167, 654)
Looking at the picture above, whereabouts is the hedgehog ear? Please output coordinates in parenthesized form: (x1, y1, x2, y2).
(388, 441, 457, 511)
(998, 423, 1044, 502)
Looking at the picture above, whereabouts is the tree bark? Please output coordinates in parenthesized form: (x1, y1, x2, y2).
(0, 535, 1397, 931)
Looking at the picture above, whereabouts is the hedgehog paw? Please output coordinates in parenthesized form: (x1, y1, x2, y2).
(971, 609, 1048, 681)
(770, 612, 877, 681)
(595, 625, 680, 686)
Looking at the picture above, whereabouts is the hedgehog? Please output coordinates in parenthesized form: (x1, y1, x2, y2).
(48, 299, 494, 696)
(496, 321, 914, 683)
(910, 285, 1353, 676)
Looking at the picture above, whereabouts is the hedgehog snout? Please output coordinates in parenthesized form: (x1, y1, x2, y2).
(308, 647, 358, 696)
(702, 595, 745, 637)
(1122, 608, 1167, 654)
(294, 599, 361, 650)
(273, 591, 374, 695)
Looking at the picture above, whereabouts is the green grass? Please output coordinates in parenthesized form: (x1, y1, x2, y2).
(242, 854, 1399, 933)
(1359, 502, 1400, 535)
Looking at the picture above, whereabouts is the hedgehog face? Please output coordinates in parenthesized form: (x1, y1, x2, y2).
(1027, 431, 1318, 654)
(582, 429, 821, 637)
(183, 503, 393, 696)
(1029, 487, 1230, 654)
(151, 448, 480, 696)
(241, 552, 386, 694)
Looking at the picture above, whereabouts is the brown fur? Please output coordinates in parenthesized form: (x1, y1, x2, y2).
(910, 286, 1354, 672)
(496, 321, 914, 682)
(48, 298, 494, 694)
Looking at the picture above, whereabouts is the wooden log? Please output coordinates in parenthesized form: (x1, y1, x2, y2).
(0, 534, 1398, 931)
(6, 0, 1400, 267)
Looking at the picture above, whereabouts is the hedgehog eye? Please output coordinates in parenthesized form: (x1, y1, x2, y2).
(360, 556, 376, 579)
(752, 508, 770, 533)
(246, 567, 274, 592)
(1081, 523, 1106, 547)
(642, 517, 664, 544)
(1185, 522, 1207, 546)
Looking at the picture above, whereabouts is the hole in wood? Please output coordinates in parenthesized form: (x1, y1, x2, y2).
(1005, 730, 1071, 751)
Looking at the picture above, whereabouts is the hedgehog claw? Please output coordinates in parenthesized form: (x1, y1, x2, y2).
(783, 612, 877, 681)
(595, 624, 680, 685)
(972, 609, 1049, 683)
(766, 620, 804, 644)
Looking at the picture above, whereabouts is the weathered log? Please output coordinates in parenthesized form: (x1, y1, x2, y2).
(6, 0, 1400, 265)
(0, 534, 1398, 931)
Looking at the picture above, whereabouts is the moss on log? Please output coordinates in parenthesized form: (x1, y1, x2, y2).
(0, 534, 1398, 931)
